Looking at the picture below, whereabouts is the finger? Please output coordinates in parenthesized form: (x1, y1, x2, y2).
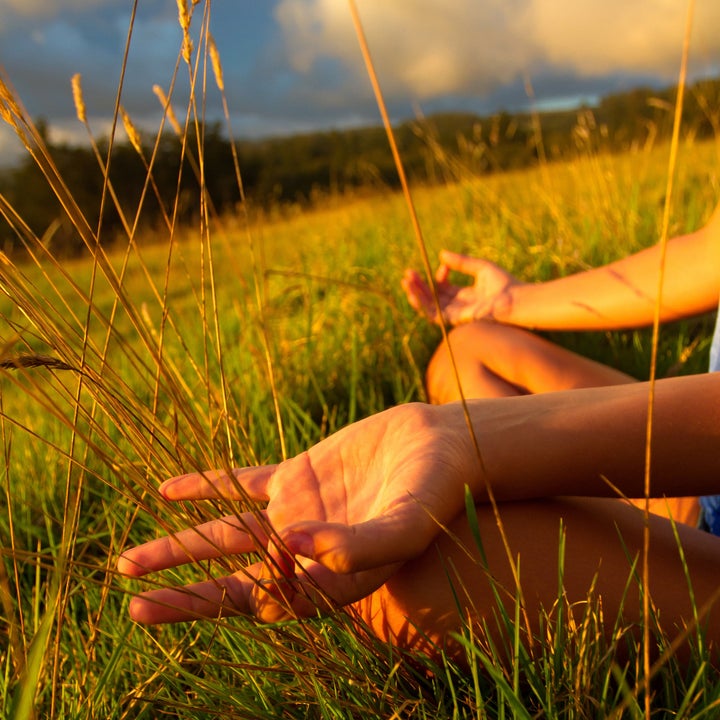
(401, 269, 428, 298)
(128, 563, 313, 625)
(160, 465, 276, 501)
(434, 263, 449, 284)
(127, 557, 399, 625)
(401, 272, 437, 319)
(439, 250, 484, 276)
(252, 557, 400, 620)
(281, 512, 436, 575)
(128, 572, 253, 624)
(400, 272, 419, 308)
(117, 512, 269, 577)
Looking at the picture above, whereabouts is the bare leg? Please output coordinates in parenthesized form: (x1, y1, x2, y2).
(426, 321, 635, 404)
(424, 322, 700, 536)
(357, 497, 720, 664)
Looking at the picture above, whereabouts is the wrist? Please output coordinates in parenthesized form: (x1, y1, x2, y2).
(492, 281, 526, 326)
(429, 400, 496, 502)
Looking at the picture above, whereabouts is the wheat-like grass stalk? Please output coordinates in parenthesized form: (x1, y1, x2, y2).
(208, 34, 224, 94)
(153, 84, 182, 137)
(0, 2, 718, 717)
(346, 0, 537, 657)
(176, 0, 193, 65)
(70, 73, 87, 126)
(120, 106, 143, 156)
(201, 20, 289, 462)
(640, 2, 695, 715)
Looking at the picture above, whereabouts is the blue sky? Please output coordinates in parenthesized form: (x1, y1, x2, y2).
(0, 0, 719, 165)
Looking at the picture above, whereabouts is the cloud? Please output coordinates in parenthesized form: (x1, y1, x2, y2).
(526, 0, 720, 76)
(0, 2, 185, 122)
(275, 0, 720, 103)
(1, 0, 718, 164)
(275, 0, 528, 98)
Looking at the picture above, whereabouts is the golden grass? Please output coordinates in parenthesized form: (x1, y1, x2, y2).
(0, 1, 719, 715)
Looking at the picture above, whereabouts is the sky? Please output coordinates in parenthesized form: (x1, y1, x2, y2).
(0, 0, 719, 166)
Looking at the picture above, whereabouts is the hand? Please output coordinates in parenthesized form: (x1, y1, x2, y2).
(402, 250, 522, 326)
(118, 402, 480, 624)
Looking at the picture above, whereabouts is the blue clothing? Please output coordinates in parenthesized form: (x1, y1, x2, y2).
(698, 309, 720, 534)
(710, 309, 720, 373)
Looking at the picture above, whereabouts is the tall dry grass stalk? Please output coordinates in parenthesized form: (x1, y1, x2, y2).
(346, 0, 527, 664)
(0, 1, 717, 717)
(640, 2, 695, 715)
(348, 0, 705, 715)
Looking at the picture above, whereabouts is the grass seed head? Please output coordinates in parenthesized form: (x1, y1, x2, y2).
(208, 35, 224, 93)
(182, 35, 194, 65)
(120, 106, 143, 155)
(176, 0, 190, 32)
(0, 76, 21, 119)
(153, 85, 182, 136)
(71, 73, 87, 125)
(0, 100, 14, 127)
(176, 0, 193, 63)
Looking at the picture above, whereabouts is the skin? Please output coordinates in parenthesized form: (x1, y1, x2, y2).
(402, 202, 720, 526)
(118, 376, 720, 658)
(402, 202, 720, 333)
(119, 202, 720, 663)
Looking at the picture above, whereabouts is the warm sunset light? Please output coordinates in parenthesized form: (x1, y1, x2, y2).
(0, 0, 718, 164)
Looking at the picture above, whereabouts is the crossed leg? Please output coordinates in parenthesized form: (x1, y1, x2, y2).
(425, 320, 635, 404)
(357, 496, 720, 664)
(354, 321, 716, 660)
(425, 321, 699, 525)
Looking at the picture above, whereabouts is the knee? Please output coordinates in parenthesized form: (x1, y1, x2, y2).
(425, 324, 469, 402)
(425, 322, 494, 404)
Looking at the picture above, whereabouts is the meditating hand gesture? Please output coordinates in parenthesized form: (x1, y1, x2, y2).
(402, 250, 522, 326)
(118, 403, 481, 624)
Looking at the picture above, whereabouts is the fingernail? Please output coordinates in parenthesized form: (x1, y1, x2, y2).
(116, 553, 133, 576)
(285, 532, 314, 558)
(257, 577, 291, 600)
(158, 477, 181, 498)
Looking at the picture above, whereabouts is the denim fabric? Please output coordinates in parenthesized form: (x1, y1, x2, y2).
(710, 310, 720, 373)
(700, 495, 720, 535)
(699, 310, 720, 534)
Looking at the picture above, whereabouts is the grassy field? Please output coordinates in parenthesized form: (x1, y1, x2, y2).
(1, 89, 720, 719)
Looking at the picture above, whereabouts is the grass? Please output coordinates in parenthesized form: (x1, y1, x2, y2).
(1, 5, 720, 716)
(0, 136, 718, 718)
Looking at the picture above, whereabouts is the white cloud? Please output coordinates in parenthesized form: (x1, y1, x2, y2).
(526, 0, 720, 76)
(275, 0, 720, 101)
(276, 0, 529, 98)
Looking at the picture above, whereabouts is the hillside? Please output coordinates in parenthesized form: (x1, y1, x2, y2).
(0, 76, 718, 255)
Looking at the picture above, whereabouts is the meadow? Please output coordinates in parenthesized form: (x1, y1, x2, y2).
(1, 26, 720, 712)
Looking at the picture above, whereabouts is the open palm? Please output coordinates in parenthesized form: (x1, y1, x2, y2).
(119, 402, 480, 624)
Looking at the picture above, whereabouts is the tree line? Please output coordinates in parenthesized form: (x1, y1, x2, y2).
(0, 77, 718, 256)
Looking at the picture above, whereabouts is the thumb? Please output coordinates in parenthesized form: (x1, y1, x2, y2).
(281, 516, 434, 575)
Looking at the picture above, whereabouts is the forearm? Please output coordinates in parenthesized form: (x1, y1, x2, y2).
(500, 223, 720, 331)
(453, 373, 720, 502)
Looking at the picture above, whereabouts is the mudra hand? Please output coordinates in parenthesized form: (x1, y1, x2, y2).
(402, 250, 522, 326)
(118, 402, 480, 624)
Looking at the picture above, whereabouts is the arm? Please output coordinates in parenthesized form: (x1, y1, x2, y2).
(403, 203, 720, 330)
(466, 372, 720, 501)
(503, 207, 720, 330)
(119, 373, 720, 623)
